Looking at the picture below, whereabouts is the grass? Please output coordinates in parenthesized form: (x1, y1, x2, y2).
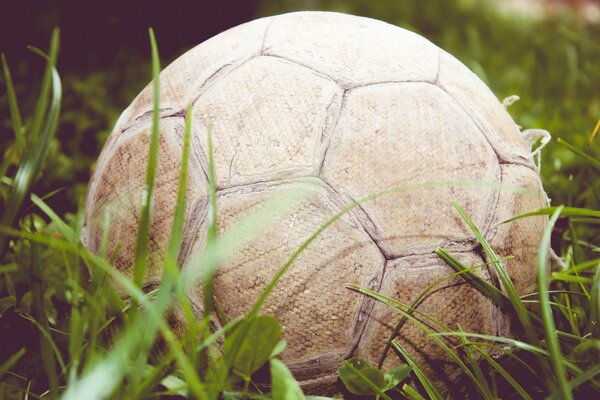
(1, 1, 600, 399)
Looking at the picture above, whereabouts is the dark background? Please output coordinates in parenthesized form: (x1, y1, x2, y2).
(0, 0, 260, 71)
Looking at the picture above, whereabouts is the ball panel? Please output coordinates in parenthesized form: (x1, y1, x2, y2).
(264, 11, 438, 88)
(183, 178, 385, 366)
(322, 83, 500, 258)
(106, 16, 271, 142)
(486, 164, 548, 295)
(355, 252, 504, 381)
(83, 118, 207, 284)
(191, 56, 342, 189)
(436, 51, 533, 166)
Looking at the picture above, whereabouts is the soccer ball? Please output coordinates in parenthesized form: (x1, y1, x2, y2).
(83, 11, 547, 391)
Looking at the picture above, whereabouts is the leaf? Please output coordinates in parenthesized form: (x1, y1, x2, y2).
(224, 315, 282, 379)
(401, 384, 427, 400)
(571, 340, 600, 366)
(270, 339, 287, 358)
(337, 357, 386, 397)
(270, 358, 305, 400)
(0, 348, 26, 380)
(0, 295, 16, 318)
(382, 365, 411, 391)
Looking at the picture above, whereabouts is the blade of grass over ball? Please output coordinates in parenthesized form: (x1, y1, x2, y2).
(451, 202, 540, 345)
(591, 264, 600, 339)
(391, 340, 443, 400)
(0, 42, 61, 258)
(436, 247, 512, 309)
(132, 27, 161, 289)
(165, 105, 202, 370)
(203, 123, 218, 323)
(502, 206, 600, 224)
(376, 256, 506, 368)
(537, 206, 573, 400)
(349, 284, 488, 394)
(432, 331, 584, 376)
(558, 137, 600, 170)
(1, 53, 25, 154)
(163, 104, 192, 280)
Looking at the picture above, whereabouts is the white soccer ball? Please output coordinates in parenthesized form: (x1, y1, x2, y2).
(83, 11, 547, 391)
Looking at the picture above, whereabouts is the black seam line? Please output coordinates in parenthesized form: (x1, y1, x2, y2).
(260, 17, 274, 56)
(433, 48, 442, 85)
(96, 113, 189, 185)
(316, 176, 388, 361)
(216, 174, 318, 195)
(317, 177, 388, 262)
(178, 197, 208, 268)
(262, 52, 343, 86)
(317, 89, 347, 176)
(189, 56, 257, 107)
(480, 164, 504, 244)
(385, 244, 480, 265)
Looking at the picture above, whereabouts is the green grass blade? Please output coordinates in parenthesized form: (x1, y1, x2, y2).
(67, 204, 85, 385)
(538, 206, 573, 400)
(202, 123, 218, 325)
(31, 193, 74, 241)
(501, 206, 600, 224)
(377, 256, 505, 368)
(0, 348, 26, 380)
(557, 137, 600, 171)
(28, 28, 59, 144)
(1, 53, 25, 154)
(451, 202, 541, 347)
(0, 43, 62, 258)
(455, 327, 493, 400)
(349, 285, 489, 394)
(132, 27, 161, 288)
(163, 104, 192, 278)
(28, 218, 59, 397)
(591, 264, 600, 339)
(401, 384, 427, 400)
(436, 247, 512, 309)
(554, 363, 600, 398)
(391, 340, 443, 400)
(471, 345, 532, 400)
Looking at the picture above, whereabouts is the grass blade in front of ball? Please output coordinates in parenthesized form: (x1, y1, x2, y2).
(347, 283, 490, 395)
(131, 27, 162, 291)
(537, 206, 574, 400)
(391, 340, 444, 400)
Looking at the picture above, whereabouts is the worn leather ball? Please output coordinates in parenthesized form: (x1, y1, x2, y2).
(83, 11, 548, 392)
